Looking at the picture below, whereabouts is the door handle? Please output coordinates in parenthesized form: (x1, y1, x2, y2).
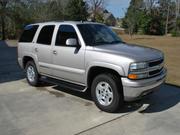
(35, 48, 38, 52)
(53, 50, 57, 55)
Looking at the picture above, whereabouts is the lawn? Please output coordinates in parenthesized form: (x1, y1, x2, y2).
(120, 34, 180, 87)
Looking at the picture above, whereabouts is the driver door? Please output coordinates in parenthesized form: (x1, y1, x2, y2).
(52, 25, 85, 84)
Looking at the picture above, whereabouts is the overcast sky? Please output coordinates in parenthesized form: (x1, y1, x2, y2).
(106, 0, 131, 18)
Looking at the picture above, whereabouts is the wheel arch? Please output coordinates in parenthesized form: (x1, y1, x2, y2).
(86, 63, 125, 90)
(22, 55, 39, 72)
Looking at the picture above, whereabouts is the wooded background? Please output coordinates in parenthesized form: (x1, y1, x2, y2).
(0, 0, 180, 40)
(122, 0, 180, 36)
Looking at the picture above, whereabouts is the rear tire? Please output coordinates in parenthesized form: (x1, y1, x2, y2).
(91, 73, 124, 113)
(25, 61, 40, 86)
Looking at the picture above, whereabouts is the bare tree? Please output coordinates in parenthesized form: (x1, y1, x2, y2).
(176, 0, 180, 21)
(144, 0, 157, 13)
(165, 4, 170, 35)
(88, 0, 105, 21)
(0, 0, 8, 40)
(175, 0, 180, 31)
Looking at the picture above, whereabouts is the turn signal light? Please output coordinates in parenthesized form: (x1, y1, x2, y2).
(128, 74, 138, 79)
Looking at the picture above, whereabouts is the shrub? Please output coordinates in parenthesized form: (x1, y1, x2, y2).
(171, 30, 180, 37)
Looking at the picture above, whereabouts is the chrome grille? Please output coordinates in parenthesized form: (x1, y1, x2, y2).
(128, 58, 165, 80)
(149, 59, 164, 67)
(147, 58, 164, 78)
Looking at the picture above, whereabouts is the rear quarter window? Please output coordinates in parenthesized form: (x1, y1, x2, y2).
(19, 25, 39, 43)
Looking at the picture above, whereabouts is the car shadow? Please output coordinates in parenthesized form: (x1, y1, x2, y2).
(136, 84, 180, 113)
(52, 83, 180, 114)
(52, 85, 92, 100)
(0, 41, 25, 83)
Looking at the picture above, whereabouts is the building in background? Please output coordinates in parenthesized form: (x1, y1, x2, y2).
(88, 8, 117, 26)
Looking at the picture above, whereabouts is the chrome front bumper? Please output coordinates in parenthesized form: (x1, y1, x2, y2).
(122, 68, 167, 101)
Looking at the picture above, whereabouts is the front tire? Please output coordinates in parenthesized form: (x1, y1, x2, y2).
(91, 73, 124, 113)
(25, 61, 40, 86)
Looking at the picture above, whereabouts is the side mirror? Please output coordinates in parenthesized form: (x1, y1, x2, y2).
(66, 38, 78, 46)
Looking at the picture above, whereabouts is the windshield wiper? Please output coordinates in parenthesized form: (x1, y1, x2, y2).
(110, 40, 125, 44)
(95, 40, 126, 46)
(95, 41, 111, 45)
(110, 41, 120, 44)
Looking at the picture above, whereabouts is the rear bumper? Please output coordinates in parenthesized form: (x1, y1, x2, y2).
(17, 57, 23, 69)
(122, 68, 167, 101)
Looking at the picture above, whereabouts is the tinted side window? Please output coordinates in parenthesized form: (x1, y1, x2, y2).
(37, 25, 55, 45)
(19, 25, 39, 42)
(55, 25, 78, 46)
(77, 24, 94, 45)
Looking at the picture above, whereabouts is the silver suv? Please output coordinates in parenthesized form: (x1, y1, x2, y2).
(18, 21, 167, 112)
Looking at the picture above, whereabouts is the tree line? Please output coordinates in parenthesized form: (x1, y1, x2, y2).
(122, 0, 180, 36)
(0, 0, 107, 40)
(1, 0, 180, 40)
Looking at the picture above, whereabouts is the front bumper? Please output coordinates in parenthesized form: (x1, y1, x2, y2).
(122, 68, 167, 101)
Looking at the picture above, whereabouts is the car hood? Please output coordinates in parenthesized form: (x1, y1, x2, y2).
(92, 43, 163, 62)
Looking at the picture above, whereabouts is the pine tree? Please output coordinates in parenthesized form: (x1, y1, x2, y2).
(65, 0, 88, 21)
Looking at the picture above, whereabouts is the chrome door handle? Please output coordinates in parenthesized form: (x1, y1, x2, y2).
(53, 50, 57, 54)
(35, 48, 38, 52)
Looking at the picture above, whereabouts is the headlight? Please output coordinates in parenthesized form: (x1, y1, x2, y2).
(130, 62, 148, 71)
(128, 62, 148, 79)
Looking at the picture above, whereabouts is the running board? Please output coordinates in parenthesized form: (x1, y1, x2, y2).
(40, 76, 87, 92)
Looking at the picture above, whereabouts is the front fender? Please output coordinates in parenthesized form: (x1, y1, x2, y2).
(85, 62, 125, 85)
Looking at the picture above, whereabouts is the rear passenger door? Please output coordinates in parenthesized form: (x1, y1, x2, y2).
(52, 24, 85, 84)
(34, 25, 55, 75)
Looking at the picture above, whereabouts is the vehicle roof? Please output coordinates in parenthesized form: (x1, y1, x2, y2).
(27, 21, 103, 26)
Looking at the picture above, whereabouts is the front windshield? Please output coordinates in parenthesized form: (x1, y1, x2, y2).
(77, 24, 123, 46)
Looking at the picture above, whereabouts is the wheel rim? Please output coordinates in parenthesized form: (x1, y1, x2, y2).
(95, 81, 113, 106)
(27, 65, 35, 82)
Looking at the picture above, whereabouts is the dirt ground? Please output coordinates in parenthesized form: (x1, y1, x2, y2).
(120, 34, 180, 86)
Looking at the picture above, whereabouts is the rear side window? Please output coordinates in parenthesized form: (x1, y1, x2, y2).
(37, 25, 55, 45)
(19, 25, 39, 42)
